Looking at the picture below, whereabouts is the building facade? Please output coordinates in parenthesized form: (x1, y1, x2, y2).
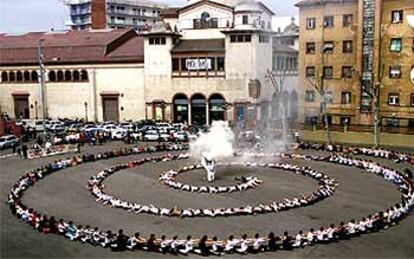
(1, 0, 298, 126)
(0, 30, 145, 122)
(296, 0, 414, 128)
(64, 0, 165, 32)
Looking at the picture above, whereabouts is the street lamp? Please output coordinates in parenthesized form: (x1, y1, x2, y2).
(37, 39, 47, 140)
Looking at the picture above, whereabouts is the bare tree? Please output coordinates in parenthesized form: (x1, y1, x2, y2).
(306, 70, 331, 145)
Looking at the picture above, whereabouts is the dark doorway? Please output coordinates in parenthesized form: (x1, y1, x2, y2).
(173, 94, 189, 123)
(102, 97, 119, 122)
(13, 95, 29, 119)
(191, 94, 206, 125)
(209, 93, 225, 124)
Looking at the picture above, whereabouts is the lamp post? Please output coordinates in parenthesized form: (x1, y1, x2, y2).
(37, 39, 47, 140)
(372, 83, 381, 148)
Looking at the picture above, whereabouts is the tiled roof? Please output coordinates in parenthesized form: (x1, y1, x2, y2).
(160, 8, 180, 18)
(0, 29, 144, 66)
(295, 0, 357, 7)
(171, 39, 225, 53)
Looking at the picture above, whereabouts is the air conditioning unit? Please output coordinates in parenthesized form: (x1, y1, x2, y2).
(407, 15, 414, 28)
(410, 67, 414, 85)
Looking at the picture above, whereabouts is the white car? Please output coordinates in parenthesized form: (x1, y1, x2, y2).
(33, 120, 47, 132)
(101, 125, 118, 134)
(112, 129, 128, 140)
(49, 124, 66, 133)
(173, 131, 188, 142)
(0, 135, 20, 150)
(143, 130, 159, 141)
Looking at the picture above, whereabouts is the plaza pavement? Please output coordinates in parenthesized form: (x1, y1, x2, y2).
(1, 142, 414, 258)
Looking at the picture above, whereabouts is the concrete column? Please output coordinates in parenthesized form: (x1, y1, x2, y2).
(205, 102, 210, 125)
(188, 104, 192, 125)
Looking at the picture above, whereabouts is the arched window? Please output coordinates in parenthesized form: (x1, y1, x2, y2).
(1, 71, 8, 82)
(57, 70, 64, 81)
(201, 12, 210, 21)
(172, 93, 189, 123)
(31, 71, 38, 82)
(23, 71, 31, 81)
(64, 70, 72, 81)
(73, 70, 80, 81)
(16, 71, 23, 82)
(48, 71, 56, 82)
(80, 70, 88, 81)
(9, 71, 16, 82)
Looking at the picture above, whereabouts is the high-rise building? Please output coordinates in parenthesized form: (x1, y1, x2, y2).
(64, 0, 166, 31)
(296, 0, 414, 129)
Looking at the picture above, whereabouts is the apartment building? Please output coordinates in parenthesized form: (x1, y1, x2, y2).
(64, 0, 165, 31)
(296, 0, 414, 128)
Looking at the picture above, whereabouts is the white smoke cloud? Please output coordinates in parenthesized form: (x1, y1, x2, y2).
(189, 121, 235, 160)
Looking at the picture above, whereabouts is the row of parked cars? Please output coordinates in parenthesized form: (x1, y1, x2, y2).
(16, 119, 198, 143)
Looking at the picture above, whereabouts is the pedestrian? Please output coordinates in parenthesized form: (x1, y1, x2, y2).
(21, 144, 28, 159)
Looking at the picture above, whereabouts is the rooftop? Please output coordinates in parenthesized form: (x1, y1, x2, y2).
(171, 39, 225, 53)
(0, 29, 144, 66)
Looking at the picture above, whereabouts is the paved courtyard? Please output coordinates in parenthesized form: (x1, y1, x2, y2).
(1, 142, 414, 258)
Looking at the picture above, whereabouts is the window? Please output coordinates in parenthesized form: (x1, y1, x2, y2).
(9, 71, 15, 82)
(341, 92, 351, 104)
(306, 42, 315, 54)
(305, 90, 315, 102)
(391, 10, 403, 24)
(31, 71, 38, 82)
(323, 66, 333, 79)
(343, 40, 353, 53)
(81, 70, 88, 81)
(390, 38, 402, 52)
(411, 94, 414, 107)
(323, 41, 334, 53)
(306, 18, 316, 30)
(230, 34, 251, 43)
(48, 71, 56, 82)
(242, 15, 249, 25)
(57, 71, 64, 81)
(324, 91, 333, 104)
(306, 66, 315, 77)
(73, 70, 80, 81)
(324, 16, 334, 28)
(386, 118, 399, 127)
(217, 57, 225, 71)
(342, 66, 352, 78)
(149, 37, 166, 45)
(343, 14, 353, 27)
(194, 12, 218, 29)
(389, 65, 402, 78)
(259, 34, 270, 43)
(1, 71, 8, 82)
(23, 71, 30, 81)
(388, 94, 400, 106)
(16, 71, 23, 82)
(64, 70, 72, 81)
(172, 58, 179, 71)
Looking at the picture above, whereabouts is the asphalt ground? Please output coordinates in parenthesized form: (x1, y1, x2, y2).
(1, 142, 414, 259)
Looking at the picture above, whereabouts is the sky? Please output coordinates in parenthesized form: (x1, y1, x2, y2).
(0, 0, 298, 33)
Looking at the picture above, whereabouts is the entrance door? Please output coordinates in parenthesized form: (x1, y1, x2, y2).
(173, 94, 189, 123)
(14, 96, 29, 119)
(209, 94, 225, 124)
(191, 94, 206, 125)
(102, 97, 119, 122)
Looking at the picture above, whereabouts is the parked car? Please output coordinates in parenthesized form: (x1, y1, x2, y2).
(143, 130, 160, 141)
(112, 129, 128, 140)
(0, 135, 20, 150)
(49, 124, 66, 133)
(173, 131, 188, 142)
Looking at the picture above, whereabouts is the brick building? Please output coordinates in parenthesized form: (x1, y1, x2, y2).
(296, 0, 414, 128)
